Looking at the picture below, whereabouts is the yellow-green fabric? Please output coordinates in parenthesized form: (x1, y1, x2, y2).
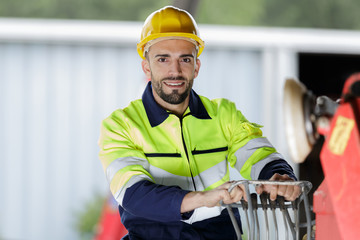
(98, 87, 282, 206)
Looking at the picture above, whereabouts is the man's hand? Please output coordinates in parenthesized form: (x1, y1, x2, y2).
(181, 181, 246, 213)
(202, 181, 247, 207)
(256, 173, 300, 201)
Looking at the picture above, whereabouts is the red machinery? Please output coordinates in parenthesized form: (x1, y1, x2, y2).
(94, 195, 127, 240)
(284, 73, 360, 239)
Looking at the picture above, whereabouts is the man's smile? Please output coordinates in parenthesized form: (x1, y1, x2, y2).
(163, 81, 185, 88)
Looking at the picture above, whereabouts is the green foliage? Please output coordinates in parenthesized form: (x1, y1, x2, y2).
(74, 193, 107, 240)
(261, 0, 360, 30)
(197, 0, 265, 26)
(0, 0, 169, 21)
(0, 0, 360, 30)
(196, 0, 360, 30)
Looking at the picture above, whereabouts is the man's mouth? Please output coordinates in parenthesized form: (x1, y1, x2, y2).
(165, 82, 184, 86)
(163, 80, 185, 88)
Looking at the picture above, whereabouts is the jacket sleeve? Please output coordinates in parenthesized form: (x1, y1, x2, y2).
(224, 101, 296, 180)
(99, 111, 191, 221)
(258, 159, 297, 180)
(123, 180, 191, 222)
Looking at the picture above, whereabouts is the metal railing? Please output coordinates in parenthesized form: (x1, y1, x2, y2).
(221, 180, 313, 240)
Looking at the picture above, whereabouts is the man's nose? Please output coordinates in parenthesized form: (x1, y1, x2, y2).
(168, 60, 182, 75)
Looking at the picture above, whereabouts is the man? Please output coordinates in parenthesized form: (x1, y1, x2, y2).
(99, 6, 299, 240)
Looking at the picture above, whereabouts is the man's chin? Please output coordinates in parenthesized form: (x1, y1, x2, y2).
(161, 93, 188, 105)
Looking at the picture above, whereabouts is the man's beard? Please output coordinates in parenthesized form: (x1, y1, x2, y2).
(152, 76, 193, 104)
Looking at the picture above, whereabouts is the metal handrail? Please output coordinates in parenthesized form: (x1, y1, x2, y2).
(221, 180, 313, 240)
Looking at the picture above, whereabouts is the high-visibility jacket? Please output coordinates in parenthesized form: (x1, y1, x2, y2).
(98, 82, 295, 239)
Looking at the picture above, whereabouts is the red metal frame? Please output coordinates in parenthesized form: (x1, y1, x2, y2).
(314, 73, 360, 240)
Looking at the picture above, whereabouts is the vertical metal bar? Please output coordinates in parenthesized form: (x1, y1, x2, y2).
(294, 209, 299, 240)
(292, 198, 299, 240)
(251, 193, 260, 240)
(226, 205, 242, 240)
(260, 193, 270, 240)
(302, 188, 312, 240)
(278, 196, 289, 240)
(269, 198, 278, 240)
(284, 208, 296, 239)
(244, 182, 254, 240)
(282, 210, 289, 240)
(241, 198, 250, 239)
(263, 209, 270, 240)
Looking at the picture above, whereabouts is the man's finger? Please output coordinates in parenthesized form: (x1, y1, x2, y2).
(228, 184, 245, 202)
(270, 184, 278, 201)
(255, 184, 264, 195)
(284, 185, 294, 200)
(237, 184, 248, 202)
(222, 191, 233, 204)
(289, 186, 301, 201)
(277, 184, 287, 196)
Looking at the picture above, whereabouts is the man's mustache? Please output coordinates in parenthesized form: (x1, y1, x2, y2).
(162, 76, 186, 81)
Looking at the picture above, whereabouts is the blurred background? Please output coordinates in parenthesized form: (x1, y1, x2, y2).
(1, 0, 360, 239)
(2, 0, 360, 28)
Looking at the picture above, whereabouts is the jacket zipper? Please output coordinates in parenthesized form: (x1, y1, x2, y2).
(179, 114, 197, 191)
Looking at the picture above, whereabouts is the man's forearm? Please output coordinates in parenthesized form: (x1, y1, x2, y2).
(180, 191, 205, 213)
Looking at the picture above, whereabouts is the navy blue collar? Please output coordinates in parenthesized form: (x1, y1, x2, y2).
(142, 82, 211, 127)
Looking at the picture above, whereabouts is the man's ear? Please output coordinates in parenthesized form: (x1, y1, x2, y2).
(141, 59, 151, 79)
(194, 58, 201, 79)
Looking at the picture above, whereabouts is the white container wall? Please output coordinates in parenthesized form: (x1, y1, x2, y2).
(2, 18, 360, 240)
(0, 42, 143, 239)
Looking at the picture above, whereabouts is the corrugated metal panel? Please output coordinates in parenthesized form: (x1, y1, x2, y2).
(196, 48, 262, 122)
(0, 40, 145, 239)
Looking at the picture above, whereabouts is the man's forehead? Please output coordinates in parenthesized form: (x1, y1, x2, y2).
(146, 39, 198, 57)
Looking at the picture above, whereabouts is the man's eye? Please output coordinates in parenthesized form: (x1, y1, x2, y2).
(182, 58, 192, 63)
(158, 58, 167, 62)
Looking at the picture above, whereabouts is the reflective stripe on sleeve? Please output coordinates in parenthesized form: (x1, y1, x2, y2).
(107, 157, 154, 205)
(250, 152, 284, 179)
(196, 159, 228, 190)
(106, 156, 150, 184)
(110, 170, 150, 199)
(234, 137, 273, 172)
(114, 174, 153, 206)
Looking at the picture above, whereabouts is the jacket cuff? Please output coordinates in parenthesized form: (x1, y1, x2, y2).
(258, 159, 297, 180)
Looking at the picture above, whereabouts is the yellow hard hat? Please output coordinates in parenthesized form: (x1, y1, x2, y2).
(137, 6, 205, 59)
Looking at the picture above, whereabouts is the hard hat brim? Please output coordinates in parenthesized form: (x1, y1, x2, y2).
(137, 33, 205, 59)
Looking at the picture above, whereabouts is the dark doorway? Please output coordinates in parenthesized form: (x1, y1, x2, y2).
(299, 53, 360, 99)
